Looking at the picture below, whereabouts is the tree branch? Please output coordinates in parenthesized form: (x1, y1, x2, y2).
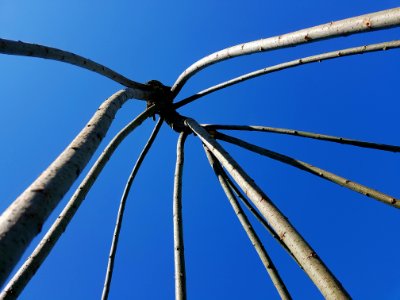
(174, 132, 188, 300)
(174, 40, 400, 108)
(215, 131, 400, 208)
(204, 147, 292, 300)
(0, 102, 157, 292)
(203, 124, 400, 153)
(184, 118, 350, 300)
(0, 38, 153, 96)
(101, 118, 163, 300)
(218, 166, 302, 269)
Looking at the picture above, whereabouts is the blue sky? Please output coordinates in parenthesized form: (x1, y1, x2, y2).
(0, 1, 399, 299)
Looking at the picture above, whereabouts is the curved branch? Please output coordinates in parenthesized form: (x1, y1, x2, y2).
(171, 8, 400, 96)
(204, 147, 292, 300)
(203, 124, 400, 153)
(0, 106, 157, 298)
(101, 118, 163, 300)
(185, 118, 350, 299)
(174, 132, 188, 300)
(0, 38, 152, 96)
(174, 40, 400, 108)
(215, 131, 400, 208)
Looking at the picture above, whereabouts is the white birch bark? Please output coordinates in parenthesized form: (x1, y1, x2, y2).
(0, 89, 152, 287)
(185, 118, 350, 300)
(172, 8, 400, 96)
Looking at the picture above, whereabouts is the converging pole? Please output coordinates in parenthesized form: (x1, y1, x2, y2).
(185, 118, 350, 300)
(0, 107, 157, 299)
(173, 132, 188, 300)
(204, 147, 292, 300)
(102, 118, 163, 300)
(0, 89, 151, 286)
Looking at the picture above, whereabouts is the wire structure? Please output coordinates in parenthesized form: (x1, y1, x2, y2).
(0, 7, 399, 300)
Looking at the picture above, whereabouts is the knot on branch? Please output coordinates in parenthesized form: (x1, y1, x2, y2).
(146, 80, 190, 133)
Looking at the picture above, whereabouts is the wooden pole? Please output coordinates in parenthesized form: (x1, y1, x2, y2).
(102, 118, 163, 300)
(185, 118, 350, 299)
(0, 102, 156, 293)
(173, 132, 188, 300)
(204, 147, 292, 300)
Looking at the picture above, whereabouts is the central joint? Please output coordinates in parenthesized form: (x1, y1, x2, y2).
(146, 80, 189, 133)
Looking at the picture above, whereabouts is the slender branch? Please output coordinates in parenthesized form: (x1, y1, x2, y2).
(185, 118, 350, 300)
(204, 147, 292, 300)
(215, 131, 400, 209)
(101, 118, 163, 300)
(174, 132, 188, 300)
(0, 38, 153, 96)
(0, 106, 157, 298)
(175, 40, 400, 108)
(220, 167, 302, 269)
(203, 124, 400, 153)
(0, 89, 149, 286)
(171, 8, 400, 96)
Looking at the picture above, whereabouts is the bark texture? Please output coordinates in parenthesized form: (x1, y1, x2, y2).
(204, 124, 400, 152)
(215, 131, 400, 208)
(0, 38, 152, 95)
(172, 8, 400, 96)
(185, 118, 351, 300)
(102, 118, 163, 300)
(173, 132, 187, 300)
(0, 106, 156, 298)
(204, 148, 292, 300)
(175, 40, 400, 108)
(221, 169, 301, 268)
(0, 89, 151, 287)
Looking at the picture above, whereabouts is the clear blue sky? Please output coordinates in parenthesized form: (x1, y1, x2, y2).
(0, 1, 399, 299)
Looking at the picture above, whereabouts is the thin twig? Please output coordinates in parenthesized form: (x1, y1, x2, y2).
(101, 118, 163, 300)
(203, 124, 400, 153)
(0, 38, 152, 95)
(172, 8, 400, 96)
(0, 106, 157, 299)
(185, 118, 350, 300)
(174, 40, 400, 108)
(204, 146, 292, 300)
(215, 131, 400, 209)
(174, 132, 188, 300)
